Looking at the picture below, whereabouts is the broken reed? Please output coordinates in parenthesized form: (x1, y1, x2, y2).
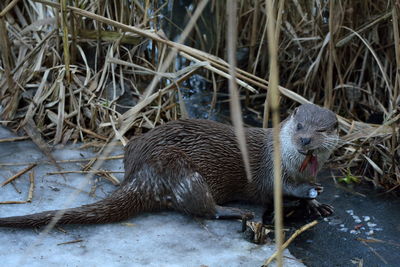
(0, 0, 399, 190)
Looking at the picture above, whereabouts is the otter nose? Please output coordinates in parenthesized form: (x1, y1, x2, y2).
(300, 137, 311, 146)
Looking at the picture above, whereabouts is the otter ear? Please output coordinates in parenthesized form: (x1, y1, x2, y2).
(292, 107, 299, 117)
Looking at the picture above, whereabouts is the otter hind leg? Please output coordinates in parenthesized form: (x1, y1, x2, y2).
(169, 170, 254, 220)
(169, 171, 218, 218)
(146, 147, 218, 219)
(148, 147, 253, 221)
(169, 171, 254, 221)
(170, 177, 254, 220)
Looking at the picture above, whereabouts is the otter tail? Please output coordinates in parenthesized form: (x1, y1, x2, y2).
(0, 185, 151, 228)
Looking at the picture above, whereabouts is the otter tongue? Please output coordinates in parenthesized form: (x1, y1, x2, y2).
(299, 153, 319, 177)
(309, 155, 318, 177)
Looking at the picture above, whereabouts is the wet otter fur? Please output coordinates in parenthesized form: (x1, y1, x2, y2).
(0, 103, 339, 228)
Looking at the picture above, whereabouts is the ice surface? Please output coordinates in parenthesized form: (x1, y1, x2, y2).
(0, 126, 304, 267)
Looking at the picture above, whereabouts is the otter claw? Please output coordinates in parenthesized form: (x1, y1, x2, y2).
(306, 200, 334, 217)
(319, 203, 334, 216)
(314, 184, 324, 194)
(308, 205, 321, 217)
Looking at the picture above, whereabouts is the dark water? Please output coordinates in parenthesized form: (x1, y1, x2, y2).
(288, 172, 400, 267)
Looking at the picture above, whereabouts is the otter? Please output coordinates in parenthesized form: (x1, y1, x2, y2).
(0, 103, 338, 228)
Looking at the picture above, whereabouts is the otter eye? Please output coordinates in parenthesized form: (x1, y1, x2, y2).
(296, 123, 303, 130)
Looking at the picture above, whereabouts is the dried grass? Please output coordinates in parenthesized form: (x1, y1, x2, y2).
(265, 0, 283, 265)
(0, 0, 398, 192)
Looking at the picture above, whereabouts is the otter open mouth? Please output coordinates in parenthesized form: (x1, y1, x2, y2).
(299, 151, 319, 177)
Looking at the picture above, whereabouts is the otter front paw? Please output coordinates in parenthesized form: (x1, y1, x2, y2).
(306, 199, 334, 217)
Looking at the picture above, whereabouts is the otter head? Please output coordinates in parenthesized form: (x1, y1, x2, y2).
(289, 103, 339, 156)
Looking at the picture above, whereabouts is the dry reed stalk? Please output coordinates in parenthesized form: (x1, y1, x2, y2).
(226, 0, 252, 182)
(1, 164, 36, 187)
(248, 0, 260, 73)
(47, 170, 124, 175)
(0, 136, 29, 142)
(263, 220, 318, 266)
(27, 171, 35, 202)
(0, 201, 29, 204)
(265, 0, 283, 266)
(57, 239, 83, 246)
(0, 154, 123, 167)
(392, 2, 400, 107)
(60, 0, 70, 86)
(0, 13, 16, 120)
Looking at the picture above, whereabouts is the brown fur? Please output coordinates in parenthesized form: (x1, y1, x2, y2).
(0, 103, 338, 228)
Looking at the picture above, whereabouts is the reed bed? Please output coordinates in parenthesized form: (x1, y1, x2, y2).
(0, 0, 399, 193)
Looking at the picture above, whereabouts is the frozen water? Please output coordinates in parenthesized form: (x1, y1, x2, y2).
(0, 126, 304, 267)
